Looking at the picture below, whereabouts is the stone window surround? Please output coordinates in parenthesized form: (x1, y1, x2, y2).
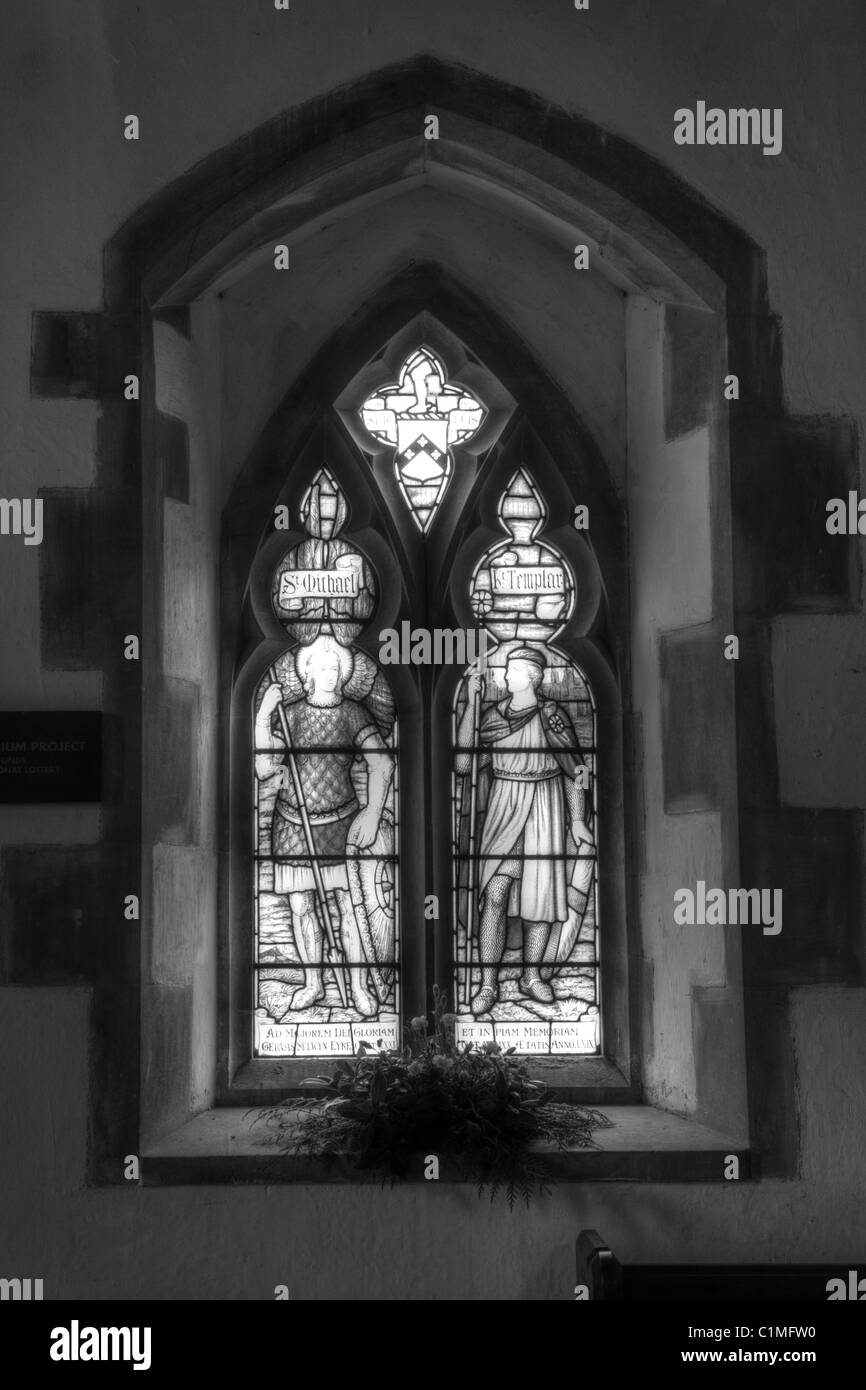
(24, 58, 846, 1185)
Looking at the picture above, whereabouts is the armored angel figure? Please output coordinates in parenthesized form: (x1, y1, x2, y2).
(255, 635, 395, 1018)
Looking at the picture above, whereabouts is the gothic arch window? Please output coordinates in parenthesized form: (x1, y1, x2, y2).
(92, 59, 756, 1171)
(228, 319, 620, 1077)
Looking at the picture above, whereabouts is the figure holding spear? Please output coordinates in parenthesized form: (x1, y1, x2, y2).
(455, 646, 593, 1017)
(255, 637, 394, 1018)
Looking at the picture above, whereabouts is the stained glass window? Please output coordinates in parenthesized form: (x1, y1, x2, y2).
(452, 470, 600, 1055)
(359, 347, 485, 533)
(253, 470, 400, 1058)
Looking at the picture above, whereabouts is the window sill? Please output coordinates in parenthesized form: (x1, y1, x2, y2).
(139, 1105, 751, 1185)
(225, 1054, 633, 1105)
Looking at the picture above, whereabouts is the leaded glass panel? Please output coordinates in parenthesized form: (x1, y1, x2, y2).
(359, 346, 485, 533)
(253, 471, 399, 1057)
(452, 470, 600, 1055)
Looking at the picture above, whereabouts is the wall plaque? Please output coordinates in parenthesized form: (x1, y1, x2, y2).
(0, 712, 102, 803)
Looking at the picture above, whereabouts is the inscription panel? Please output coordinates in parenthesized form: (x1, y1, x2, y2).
(0, 712, 101, 803)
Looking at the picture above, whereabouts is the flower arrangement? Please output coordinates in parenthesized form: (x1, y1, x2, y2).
(252, 986, 612, 1206)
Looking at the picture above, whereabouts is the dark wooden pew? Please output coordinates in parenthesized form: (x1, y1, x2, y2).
(576, 1229, 858, 1300)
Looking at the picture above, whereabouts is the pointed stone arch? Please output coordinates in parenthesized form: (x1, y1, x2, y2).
(35, 53, 852, 1175)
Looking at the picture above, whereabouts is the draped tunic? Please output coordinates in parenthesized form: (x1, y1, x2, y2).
(476, 698, 584, 925)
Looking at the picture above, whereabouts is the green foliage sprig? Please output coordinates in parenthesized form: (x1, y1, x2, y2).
(252, 985, 612, 1207)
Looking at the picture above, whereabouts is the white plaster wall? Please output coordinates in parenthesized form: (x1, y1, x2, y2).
(143, 321, 220, 1137)
(5, 0, 864, 462)
(1, 987, 863, 1299)
(626, 296, 730, 1113)
(772, 615, 866, 809)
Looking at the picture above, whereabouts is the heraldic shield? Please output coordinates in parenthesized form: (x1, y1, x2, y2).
(346, 809, 397, 1002)
(360, 346, 486, 533)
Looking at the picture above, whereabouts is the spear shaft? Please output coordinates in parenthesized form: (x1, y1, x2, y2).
(269, 665, 349, 1009)
(461, 675, 484, 1008)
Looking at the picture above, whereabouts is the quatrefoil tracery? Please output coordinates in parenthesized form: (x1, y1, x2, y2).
(360, 347, 486, 534)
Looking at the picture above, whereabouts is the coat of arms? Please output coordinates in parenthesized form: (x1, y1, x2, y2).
(360, 347, 485, 532)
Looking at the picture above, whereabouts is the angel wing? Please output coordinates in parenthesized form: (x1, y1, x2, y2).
(344, 651, 396, 738)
